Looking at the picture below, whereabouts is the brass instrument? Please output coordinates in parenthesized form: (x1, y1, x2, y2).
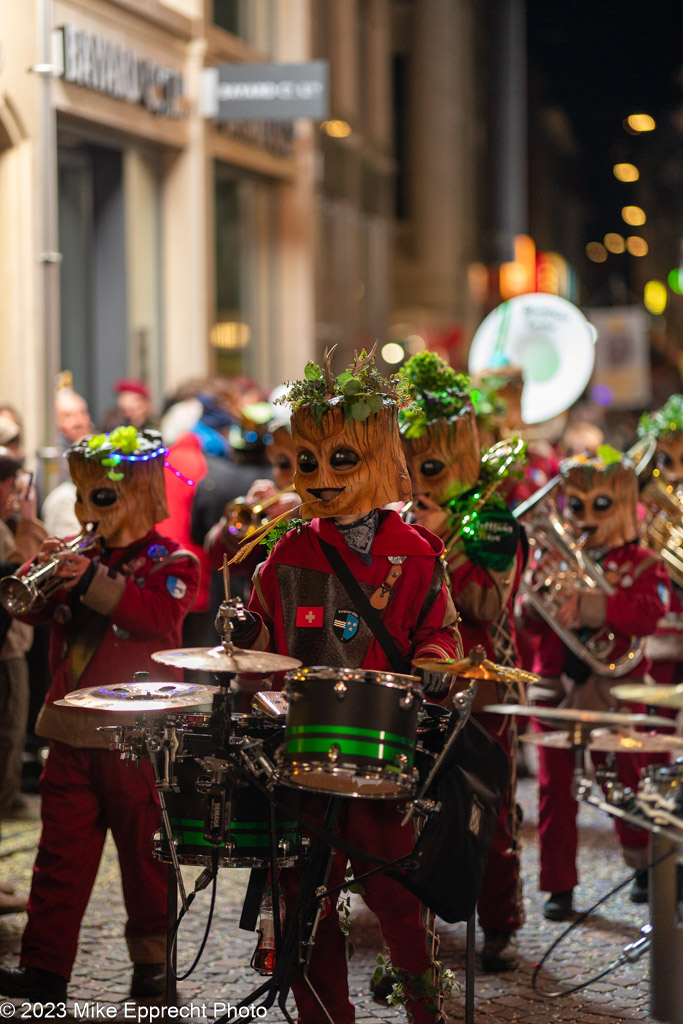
(639, 474, 683, 588)
(224, 484, 297, 538)
(514, 489, 645, 678)
(0, 525, 100, 614)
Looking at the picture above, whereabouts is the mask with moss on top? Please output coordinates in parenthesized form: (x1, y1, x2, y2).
(68, 427, 169, 547)
(398, 352, 480, 511)
(638, 394, 683, 486)
(560, 447, 639, 551)
(280, 345, 412, 519)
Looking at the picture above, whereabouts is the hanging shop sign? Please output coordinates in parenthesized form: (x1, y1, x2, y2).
(202, 61, 329, 122)
(52, 24, 185, 119)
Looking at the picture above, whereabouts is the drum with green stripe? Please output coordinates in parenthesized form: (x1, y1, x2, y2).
(281, 666, 423, 798)
(154, 756, 305, 868)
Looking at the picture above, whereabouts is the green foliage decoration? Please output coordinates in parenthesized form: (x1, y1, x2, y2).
(397, 351, 471, 439)
(70, 427, 166, 482)
(638, 394, 683, 440)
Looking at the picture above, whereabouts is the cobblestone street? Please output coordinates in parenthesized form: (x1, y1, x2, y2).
(0, 769, 659, 1023)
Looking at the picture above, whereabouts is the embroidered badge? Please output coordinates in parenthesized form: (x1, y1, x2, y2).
(148, 544, 168, 562)
(658, 582, 671, 608)
(333, 609, 360, 642)
(166, 576, 188, 599)
(296, 606, 323, 628)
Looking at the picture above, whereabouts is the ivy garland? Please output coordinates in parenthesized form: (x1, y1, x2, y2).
(69, 427, 166, 482)
(397, 352, 471, 439)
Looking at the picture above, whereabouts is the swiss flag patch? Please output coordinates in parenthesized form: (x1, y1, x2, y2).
(296, 606, 323, 628)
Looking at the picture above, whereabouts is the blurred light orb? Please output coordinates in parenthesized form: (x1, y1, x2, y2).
(604, 233, 625, 254)
(644, 281, 667, 315)
(405, 334, 427, 354)
(321, 120, 352, 138)
(381, 342, 405, 365)
(668, 269, 683, 295)
(613, 163, 640, 182)
(586, 241, 607, 263)
(591, 384, 614, 407)
(626, 236, 648, 256)
(626, 113, 656, 133)
(622, 205, 646, 226)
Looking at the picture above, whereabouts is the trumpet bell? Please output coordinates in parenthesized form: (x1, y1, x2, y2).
(468, 293, 597, 425)
(0, 576, 37, 615)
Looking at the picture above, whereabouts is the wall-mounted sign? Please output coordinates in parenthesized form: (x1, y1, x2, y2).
(202, 61, 329, 122)
(53, 25, 184, 119)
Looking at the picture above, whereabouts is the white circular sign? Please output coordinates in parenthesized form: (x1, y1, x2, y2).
(468, 294, 597, 424)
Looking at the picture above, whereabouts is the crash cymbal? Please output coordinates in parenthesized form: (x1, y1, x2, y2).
(483, 703, 675, 729)
(611, 683, 683, 709)
(520, 728, 683, 754)
(413, 654, 539, 684)
(55, 681, 219, 712)
(152, 645, 302, 674)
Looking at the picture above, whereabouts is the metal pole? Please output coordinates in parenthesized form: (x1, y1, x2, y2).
(36, 0, 62, 489)
(650, 832, 683, 1023)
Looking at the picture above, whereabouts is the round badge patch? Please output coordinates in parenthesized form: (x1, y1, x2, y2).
(148, 544, 168, 562)
(333, 609, 360, 642)
(166, 576, 188, 600)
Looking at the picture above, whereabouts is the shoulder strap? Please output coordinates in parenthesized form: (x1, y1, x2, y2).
(318, 537, 409, 675)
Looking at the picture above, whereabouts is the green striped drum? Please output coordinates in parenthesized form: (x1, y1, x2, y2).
(281, 666, 423, 798)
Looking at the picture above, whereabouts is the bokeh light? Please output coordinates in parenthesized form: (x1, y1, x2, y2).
(643, 281, 667, 315)
(613, 163, 640, 182)
(591, 384, 614, 407)
(626, 236, 648, 256)
(604, 233, 625, 254)
(668, 269, 683, 295)
(405, 334, 427, 354)
(321, 120, 352, 138)
(622, 206, 646, 226)
(625, 113, 656, 133)
(381, 342, 405, 364)
(586, 241, 607, 263)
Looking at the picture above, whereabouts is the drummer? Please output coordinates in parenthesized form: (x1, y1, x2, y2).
(398, 351, 528, 972)
(518, 448, 670, 919)
(224, 346, 462, 1024)
(0, 427, 199, 1005)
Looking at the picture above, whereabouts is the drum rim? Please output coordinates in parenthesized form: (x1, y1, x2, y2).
(278, 759, 417, 798)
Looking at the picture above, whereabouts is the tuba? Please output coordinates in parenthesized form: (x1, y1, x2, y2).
(639, 474, 683, 589)
(0, 525, 100, 614)
(514, 485, 645, 678)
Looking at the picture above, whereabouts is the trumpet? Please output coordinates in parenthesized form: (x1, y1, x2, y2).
(0, 525, 100, 614)
(224, 484, 297, 538)
(514, 489, 645, 677)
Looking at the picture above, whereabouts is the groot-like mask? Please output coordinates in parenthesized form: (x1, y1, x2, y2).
(268, 422, 296, 491)
(68, 428, 169, 547)
(638, 395, 683, 486)
(560, 455, 639, 550)
(284, 347, 411, 520)
(654, 433, 683, 485)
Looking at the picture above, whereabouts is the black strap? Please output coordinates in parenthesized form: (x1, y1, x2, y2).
(318, 537, 410, 675)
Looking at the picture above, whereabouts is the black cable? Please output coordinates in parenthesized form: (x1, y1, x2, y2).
(169, 847, 220, 981)
(531, 845, 676, 998)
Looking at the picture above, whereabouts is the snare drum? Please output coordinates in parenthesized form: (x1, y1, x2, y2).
(153, 753, 305, 868)
(279, 666, 423, 798)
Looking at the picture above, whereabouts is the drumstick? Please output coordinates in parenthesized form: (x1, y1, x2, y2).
(222, 554, 231, 603)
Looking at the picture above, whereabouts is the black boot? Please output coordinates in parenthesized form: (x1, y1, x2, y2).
(542, 890, 574, 921)
(0, 966, 67, 1002)
(130, 963, 166, 998)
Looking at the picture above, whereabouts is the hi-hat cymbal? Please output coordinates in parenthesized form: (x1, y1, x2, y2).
(483, 703, 675, 729)
(413, 654, 539, 684)
(611, 683, 683, 709)
(54, 681, 219, 712)
(152, 645, 302, 674)
(520, 728, 683, 754)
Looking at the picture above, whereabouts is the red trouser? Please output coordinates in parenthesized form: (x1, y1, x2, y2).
(281, 798, 432, 1024)
(21, 743, 167, 979)
(474, 712, 523, 933)
(533, 718, 649, 893)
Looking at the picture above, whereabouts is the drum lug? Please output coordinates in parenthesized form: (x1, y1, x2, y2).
(334, 682, 348, 699)
(328, 743, 341, 763)
(399, 692, 414, 709)
(394, 753, 408, 770)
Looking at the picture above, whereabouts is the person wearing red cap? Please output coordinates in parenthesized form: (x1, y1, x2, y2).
(101, 380, 158, 432)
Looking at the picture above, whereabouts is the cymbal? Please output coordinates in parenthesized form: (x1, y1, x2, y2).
(152, 645, 302, 674)
(482, 703, 675, 729)
(611, 683, 683, 709)
(520, 728, 683, 754)
(55, 681, 219, 712)
(412, 655, 539, 684)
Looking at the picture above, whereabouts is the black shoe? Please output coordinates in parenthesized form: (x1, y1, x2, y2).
(542, 890, 574, 921)
(130, 963, 166, 998)
(630, 871, 649, 904)
(370, 970, 394, 1003)
(482, 931, 519, 972)
(0, 966, 67, 1002)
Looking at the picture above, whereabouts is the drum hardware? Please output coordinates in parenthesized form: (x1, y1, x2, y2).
(0, 522, 100, 613)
